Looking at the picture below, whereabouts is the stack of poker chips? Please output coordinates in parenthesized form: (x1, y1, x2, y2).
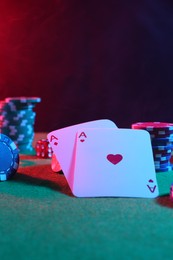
(131, 122, 173, 172)
(35, 139, 53, 158)
(0, 97, 41, 154)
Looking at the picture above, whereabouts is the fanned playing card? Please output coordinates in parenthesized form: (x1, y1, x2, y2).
(47, 119, 118, 191)
(73, 128, 158, 198)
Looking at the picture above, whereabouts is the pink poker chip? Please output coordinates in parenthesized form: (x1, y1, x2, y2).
(131, 122, 173, 131)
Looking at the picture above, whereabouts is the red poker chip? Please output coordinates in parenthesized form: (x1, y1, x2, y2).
(131, 122, 173, 131)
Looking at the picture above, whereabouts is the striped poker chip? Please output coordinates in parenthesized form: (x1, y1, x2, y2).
(154, 153, 172, 159)
(154, 155, 171, 162)
(131, 122, 173, 131)
(154, 161, 170, 167)
(153, 148, 172, 154)
(152, 145, 173, 151)
(4, 103, 35, 112)
(150, 129, 173, 134)
(154, 158, 171, 164)
(155, 162, 173, 172)
(154, 159, 170, 165)
(0, 119, 32, 128)
(150, 134, 173, 140)
(154, 155, 172, 161)
(0, 98, 41, 113)
(5, 97, 41, 104)
(151, 139, 173, 146)
(0, 113, 36, 126)
(0, 101, 33, 112)
(150, 131, 173, 138)
(0, 133, 19, 181)
(153, 146, 172, 152)
(153, 146, 173, 153)
(4, 98, 41, 111)
(151, 136, 173, 142)
(156, 167, 173, 172)
(146, 129, 173, 135)
(1, 125, 34, 135)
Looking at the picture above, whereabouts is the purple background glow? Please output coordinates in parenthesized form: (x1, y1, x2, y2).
(0, 0, 173, 131)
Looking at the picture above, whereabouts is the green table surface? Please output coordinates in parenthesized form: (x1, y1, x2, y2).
(1, 133, 173, 260)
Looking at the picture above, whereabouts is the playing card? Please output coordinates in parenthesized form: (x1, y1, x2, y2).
(47, 120, 118, 191)
(73, 128, 158, 198)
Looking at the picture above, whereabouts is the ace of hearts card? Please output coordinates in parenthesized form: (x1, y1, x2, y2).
(72, 128, 158, 198)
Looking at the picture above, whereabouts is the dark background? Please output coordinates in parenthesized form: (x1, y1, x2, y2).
(0, 0, 173, 132)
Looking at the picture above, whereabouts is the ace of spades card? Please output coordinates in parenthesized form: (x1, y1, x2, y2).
(73, 128, 159, 198)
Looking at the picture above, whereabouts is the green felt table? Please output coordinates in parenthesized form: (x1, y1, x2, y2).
(1, 133, 173, 260)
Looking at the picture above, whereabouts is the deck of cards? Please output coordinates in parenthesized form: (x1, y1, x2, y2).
(47, 119, 159, 198)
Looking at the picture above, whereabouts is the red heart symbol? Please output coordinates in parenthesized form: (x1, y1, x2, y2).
(107, 154, 123, 165)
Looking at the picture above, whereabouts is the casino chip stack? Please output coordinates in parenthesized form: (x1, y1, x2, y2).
(131, 122, 173, 172)
(0, 133, 19, 181)
(0, 97, 41, 155)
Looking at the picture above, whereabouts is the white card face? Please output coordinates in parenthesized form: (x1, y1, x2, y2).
(73, 128, 158, 198)
(47, 120, 118, 191)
